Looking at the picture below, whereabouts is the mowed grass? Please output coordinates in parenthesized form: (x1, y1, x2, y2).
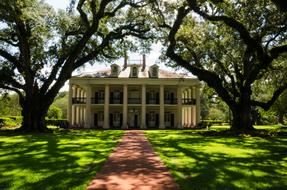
(0, 130, 124, 190)
(145, 128, 287, 190)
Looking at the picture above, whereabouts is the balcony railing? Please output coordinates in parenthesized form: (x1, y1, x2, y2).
(110, 98, 122, 104)
(182, 98, 196, 105)
(164, 98, 178, 104)
(72, 97, 86, 104)
(72, 97, 196, 105)
(91, 98, 104, 104)
(146, 98, 159, 104)
(128, 98, 141, 104)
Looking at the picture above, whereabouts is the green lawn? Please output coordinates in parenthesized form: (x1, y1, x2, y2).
(145, 129, 287, 190)
(0, 130, 124, 190)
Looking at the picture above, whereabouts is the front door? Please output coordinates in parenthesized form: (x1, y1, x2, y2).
(129, 113, 139, 129)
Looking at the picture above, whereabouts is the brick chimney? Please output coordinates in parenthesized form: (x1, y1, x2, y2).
(142, 54, 146, 71)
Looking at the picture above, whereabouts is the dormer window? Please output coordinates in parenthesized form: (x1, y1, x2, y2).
(149, 64, 159, 78)
(111, 64, 120, 77)
(130, 65, 139, 78)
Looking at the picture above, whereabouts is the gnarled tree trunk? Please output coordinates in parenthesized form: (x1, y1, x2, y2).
(19, 87, 54, 132)
(230, 92, 255, 131)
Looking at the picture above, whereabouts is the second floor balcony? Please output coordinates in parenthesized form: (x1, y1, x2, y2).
(128, 98, 141, 104)
(72, 97, 195, 105)
(72, 97, 86, 104)
(182, 98, 196, 105)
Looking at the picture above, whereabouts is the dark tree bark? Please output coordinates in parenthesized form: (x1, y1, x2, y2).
(0, 0, 153, 132)
(161, 1, 287, 132)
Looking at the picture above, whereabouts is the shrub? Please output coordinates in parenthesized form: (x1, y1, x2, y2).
(0, 117, 18, 127)
(47, 105, 62, 119)
(207, 108, 226, 121)
(45, 119, 69, 129)
(203, 120, 225, 126)
(7, 116, 22, 125)
(259, 110, 278, 125)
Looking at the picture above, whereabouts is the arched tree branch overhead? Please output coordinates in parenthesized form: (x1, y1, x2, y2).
(0, 0, 155, 132)
(159, 0, 287, 131)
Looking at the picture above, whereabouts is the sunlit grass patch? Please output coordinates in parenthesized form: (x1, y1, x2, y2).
(0, 130, 124, 190)
(145, 130, 287, 190)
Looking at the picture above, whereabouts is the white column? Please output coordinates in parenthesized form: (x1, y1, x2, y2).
(122, 84, 128, 129)
(188, 89, 192, 126)
(104, 84, 110, 129)
(72, 86, 77, 125)
(68, 83, 73, 126)
(85, 86, 92, 128)
(177, 86, 183, 129)
(76, 88, 81, 125)
(196, 86, 201, 124)
(81, 90, 85, 126)
(141, 84, 146, 129)
(192, 87, 196, 125)
(184, 90, 188, 124)
(159, 85, 165, 129)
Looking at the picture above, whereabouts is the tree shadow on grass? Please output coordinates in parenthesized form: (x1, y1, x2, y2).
(146, 131, 287, 190)
(0, 130, 123, 190)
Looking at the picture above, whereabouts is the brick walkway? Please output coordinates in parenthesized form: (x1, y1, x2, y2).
(86, 130, 180, 190)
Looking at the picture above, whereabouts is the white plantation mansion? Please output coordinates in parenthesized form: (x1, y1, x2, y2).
(67, 56, 201, 129)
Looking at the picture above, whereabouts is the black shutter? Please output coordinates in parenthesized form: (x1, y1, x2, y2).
(120, 114, 123, 127)
(120, 92, 123, 104)
(146, 92, 150, 104)
(171, 93, 174, 104)
(146, 113, 149, 127)
(156, 114, 159, 127)
(156, 93, 159, 104)
(95, 92, 98, 104)
(109, 113, 113, 128)
(94, 113, 98, 128)
(171, 114, 175, 128)
(110, 92, 113, 104)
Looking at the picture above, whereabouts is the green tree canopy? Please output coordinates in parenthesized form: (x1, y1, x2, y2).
(156, 0, 287, 131)
(47, 105, 62, 119)
(0, 0, 154, 131)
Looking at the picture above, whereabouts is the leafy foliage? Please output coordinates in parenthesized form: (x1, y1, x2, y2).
(0, 0, 155, 131)
(0, 94, 21, 116)
(53, 91, 68, 119)
(47, 105, 62, 119)
(156, 0, 287, 130)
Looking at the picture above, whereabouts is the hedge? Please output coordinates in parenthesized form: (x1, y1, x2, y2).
(0, 116, 69, 129)
(45, 119, 69, 129)
(0, 117, 20, 127)
(202, 120, 225, 126)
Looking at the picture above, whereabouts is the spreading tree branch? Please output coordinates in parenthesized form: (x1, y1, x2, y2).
(251, 83, 287, 110)
(166, 5, 236, 107)
(270, 44, 287, 59)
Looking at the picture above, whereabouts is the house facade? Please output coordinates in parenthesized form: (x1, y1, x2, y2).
(67, 56, 201, 129)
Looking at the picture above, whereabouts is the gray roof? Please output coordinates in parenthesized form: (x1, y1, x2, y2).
(74, 64, 195, 79)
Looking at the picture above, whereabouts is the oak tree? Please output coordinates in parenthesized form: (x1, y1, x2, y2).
(0, 0, 153, 131)
(157, 0, 287, 131)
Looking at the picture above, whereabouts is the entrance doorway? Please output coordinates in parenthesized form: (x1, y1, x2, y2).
(128, 111, 140, 129)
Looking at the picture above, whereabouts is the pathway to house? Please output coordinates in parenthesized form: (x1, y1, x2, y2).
(86, 130, 180, 190)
